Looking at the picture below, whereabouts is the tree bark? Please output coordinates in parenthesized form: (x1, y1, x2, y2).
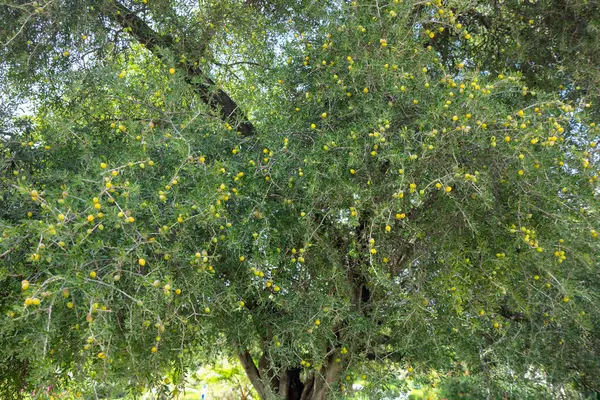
(238, 351, 267, 400)
(280, 368, 304, 400)
(107, 1, 255, 136)
(307, 354, 341, 400)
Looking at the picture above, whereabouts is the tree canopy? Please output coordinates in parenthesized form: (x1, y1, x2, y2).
(1, 0, 599, 399)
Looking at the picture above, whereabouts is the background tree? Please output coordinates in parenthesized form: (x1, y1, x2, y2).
(1, 0, 599, 399)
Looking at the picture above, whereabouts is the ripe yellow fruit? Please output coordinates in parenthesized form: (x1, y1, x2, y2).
(87, 215, 94, 223)
(89, 271, 97, 279)
(363, 87, 369, 94)
(100, 162, 107, 169)
(169, 68, 175, 75)
(21, 280, 30, 290)
(138, 258, 146, 266)
(445, 186, 452, 193)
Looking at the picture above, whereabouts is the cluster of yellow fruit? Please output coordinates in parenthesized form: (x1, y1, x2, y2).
(509, 225, 541, 250)
(554, 250, 567, 264)
(24, 297, 41, 306)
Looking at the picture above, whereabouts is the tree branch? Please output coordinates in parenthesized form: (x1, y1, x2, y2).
(107, 1, 254, 136)
(238, 350, 267, 400)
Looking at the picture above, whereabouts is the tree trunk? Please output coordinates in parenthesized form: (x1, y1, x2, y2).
(239, 350, 340, 400)
(238, 351, 267, 400)
(280, 368, 304, 400)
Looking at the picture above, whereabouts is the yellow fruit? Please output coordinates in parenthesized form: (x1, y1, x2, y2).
(169, 68, 175, 75)
(87, 215, 94, 223)
(100, 162, 107, 169)
(138, 258, 146, 266)
(89, 271, 97, 278)
(21, 280, 30, 290)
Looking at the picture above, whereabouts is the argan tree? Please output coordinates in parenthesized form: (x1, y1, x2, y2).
(1, 0, 599, 399)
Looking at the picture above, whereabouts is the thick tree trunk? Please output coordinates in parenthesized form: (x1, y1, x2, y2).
(238, 351, 267, 400)
(238, 350, 340, 400)
(280, 368, 304, 400)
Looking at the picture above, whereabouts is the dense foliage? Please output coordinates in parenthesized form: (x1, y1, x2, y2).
(1, 1, 599, 399)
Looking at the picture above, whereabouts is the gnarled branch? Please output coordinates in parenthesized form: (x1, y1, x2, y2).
(107, 1, 254, 136)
